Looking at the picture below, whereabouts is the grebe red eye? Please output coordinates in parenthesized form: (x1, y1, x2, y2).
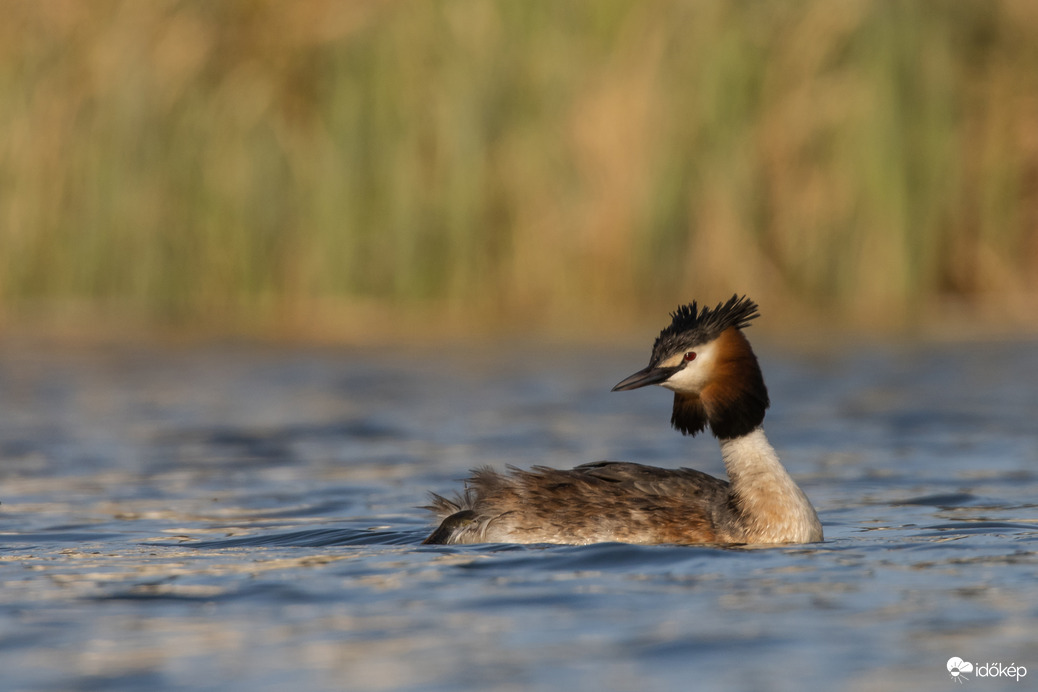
(684, 351, 696, 362)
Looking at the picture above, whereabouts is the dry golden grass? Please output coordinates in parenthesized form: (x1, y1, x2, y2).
(2, 0, 1037, 338)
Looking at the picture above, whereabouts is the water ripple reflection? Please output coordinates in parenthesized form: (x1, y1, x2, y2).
(0, 340, 1035, 691)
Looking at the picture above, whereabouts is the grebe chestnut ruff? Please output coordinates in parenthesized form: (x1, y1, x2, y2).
(423, 295, 823, 546)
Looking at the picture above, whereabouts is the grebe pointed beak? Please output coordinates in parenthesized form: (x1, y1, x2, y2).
(611, 365, 680, 391)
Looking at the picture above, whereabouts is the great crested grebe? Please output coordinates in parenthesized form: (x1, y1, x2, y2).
(422, 295, 823, 546)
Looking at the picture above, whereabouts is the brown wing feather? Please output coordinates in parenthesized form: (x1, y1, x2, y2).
(572, 460, 728, 491)
(424, 462, 732, 545)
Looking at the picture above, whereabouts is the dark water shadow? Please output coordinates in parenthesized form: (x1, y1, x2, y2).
(891, 492, 983, 507)
(176, 526, 427, 549)
(916, 521, 1038, 535)
(157, 419, 407, 447)
(435, 540, 740, 572)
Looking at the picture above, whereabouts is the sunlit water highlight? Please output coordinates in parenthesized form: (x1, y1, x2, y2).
(0, 340, 1035, 691)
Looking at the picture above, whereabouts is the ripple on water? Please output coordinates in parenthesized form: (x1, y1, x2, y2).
(0, 341, 1035, 692)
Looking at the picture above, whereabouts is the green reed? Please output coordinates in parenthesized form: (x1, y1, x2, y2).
(1, 0, 1036, 336)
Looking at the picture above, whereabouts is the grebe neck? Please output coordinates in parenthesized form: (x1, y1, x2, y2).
(719, 428, 823, 544)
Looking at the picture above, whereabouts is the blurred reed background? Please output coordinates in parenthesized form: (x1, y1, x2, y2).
(2, 0, 1037, 340)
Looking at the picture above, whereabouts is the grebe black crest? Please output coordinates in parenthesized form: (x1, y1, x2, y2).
(423, 294, 822, 546)
(615, 295, 770, 440)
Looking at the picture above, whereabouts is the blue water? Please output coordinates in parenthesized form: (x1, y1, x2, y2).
(0, 339, 1035, 691)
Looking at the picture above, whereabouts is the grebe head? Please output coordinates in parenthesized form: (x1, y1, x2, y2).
(612, 295, 770, 439)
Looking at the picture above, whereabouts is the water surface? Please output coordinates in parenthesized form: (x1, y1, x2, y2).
(0, 339, 1035, 691)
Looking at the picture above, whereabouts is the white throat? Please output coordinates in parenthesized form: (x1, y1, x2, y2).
(719, 428, 823, 544)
